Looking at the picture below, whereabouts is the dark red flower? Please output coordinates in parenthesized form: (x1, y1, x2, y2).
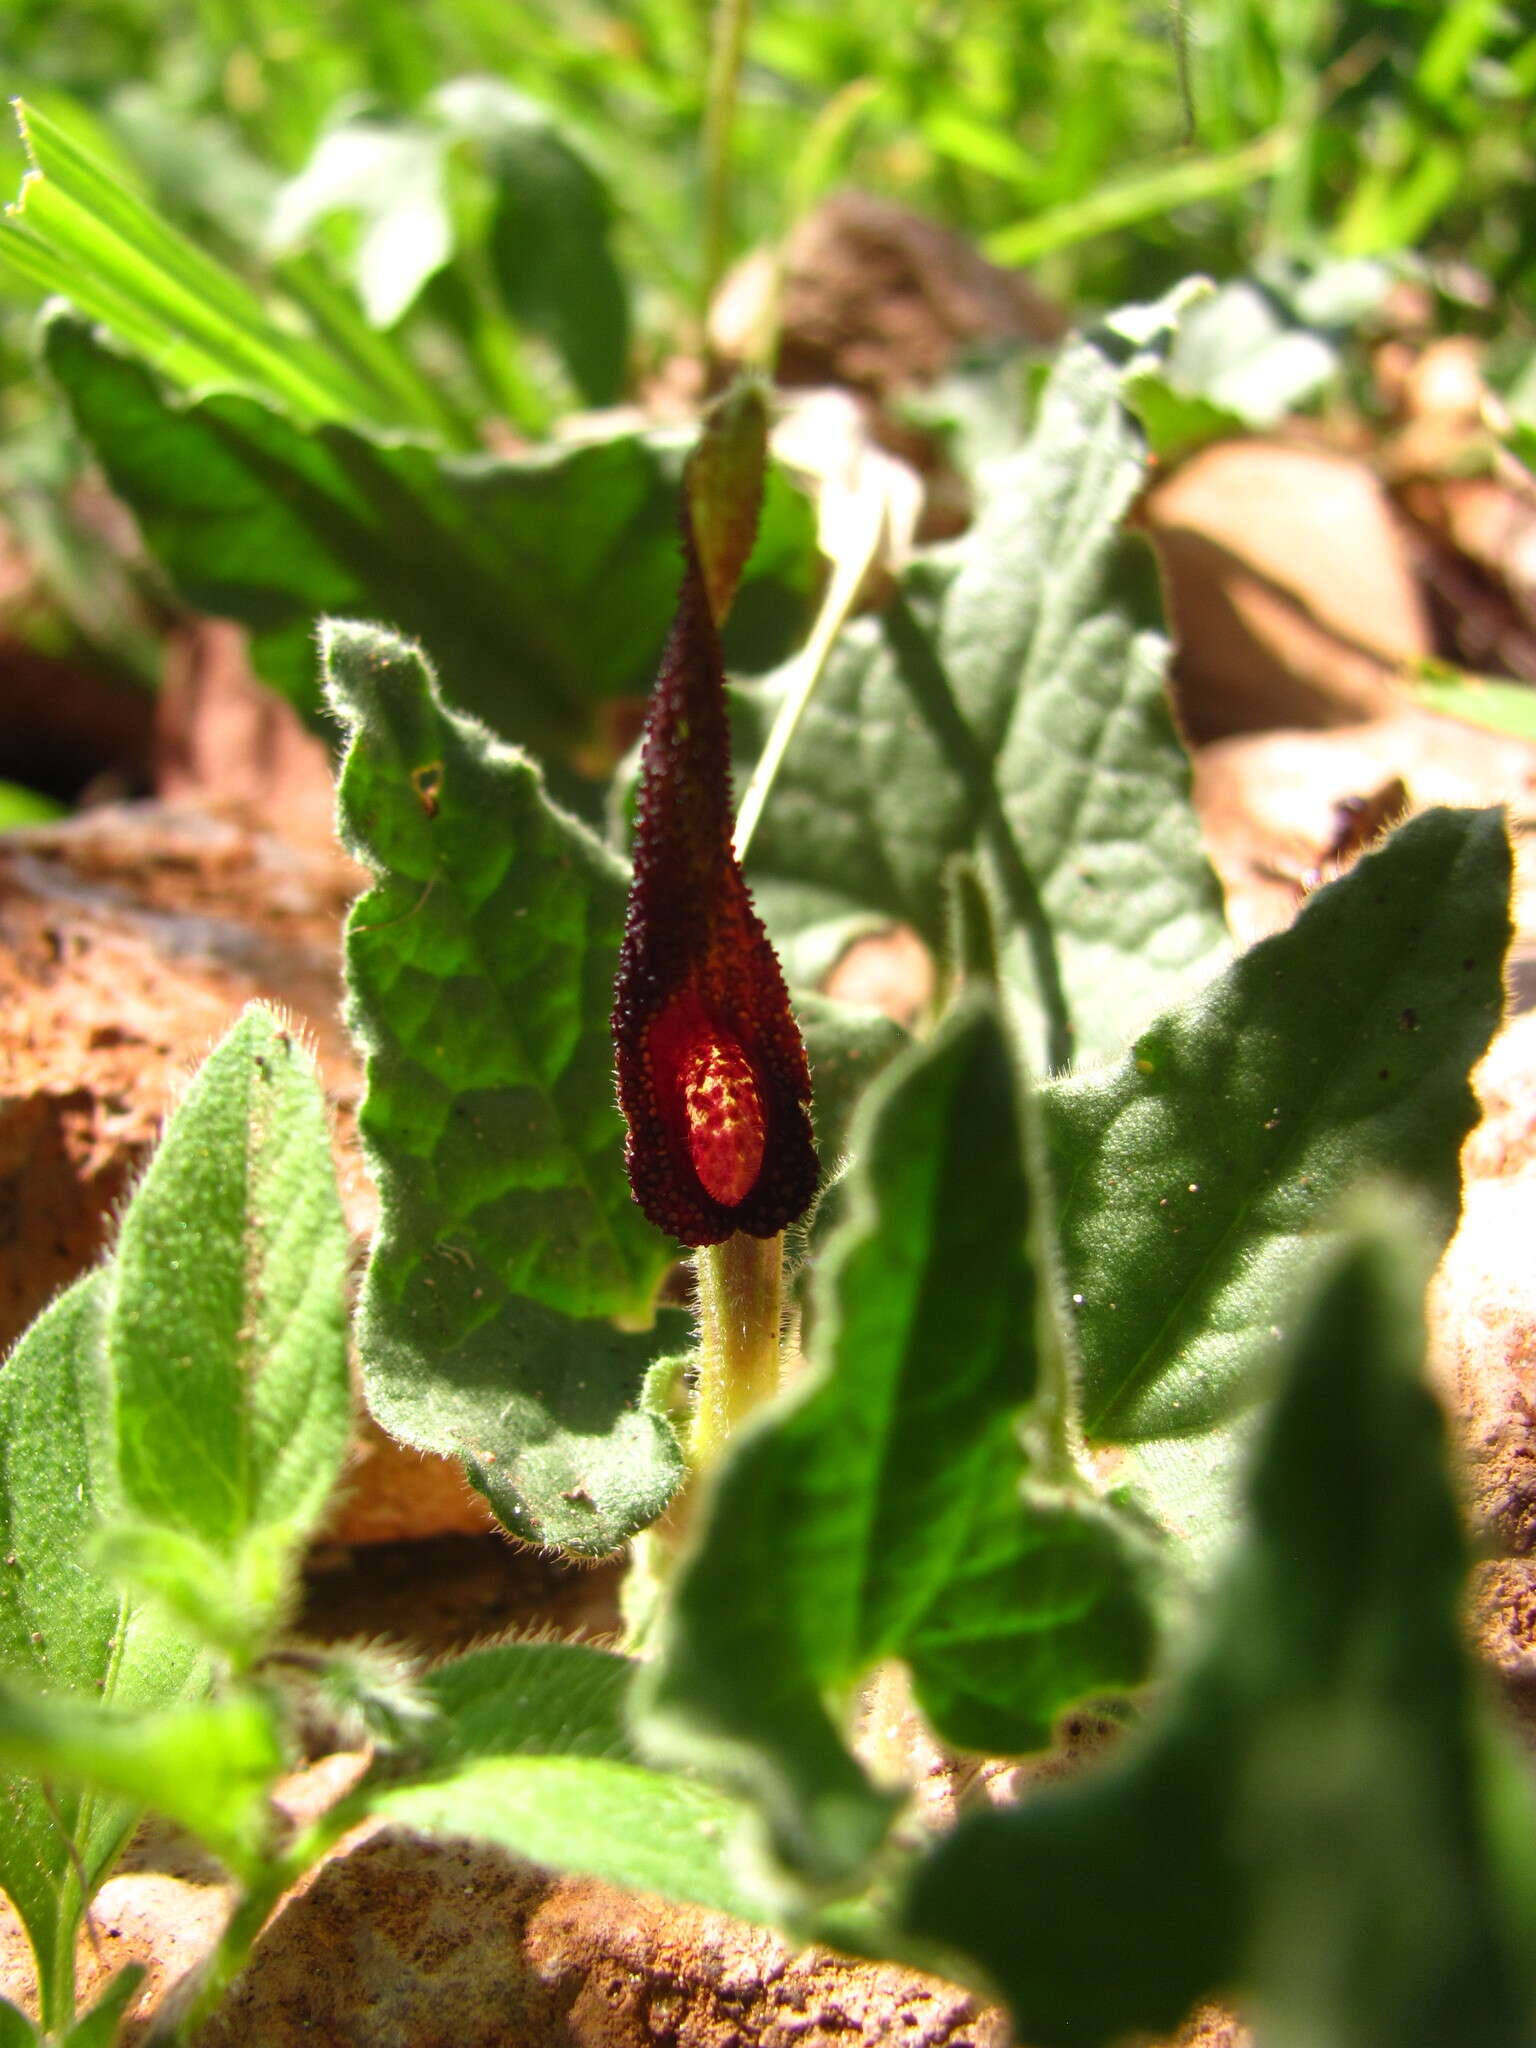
(612, 429, 817, 1247)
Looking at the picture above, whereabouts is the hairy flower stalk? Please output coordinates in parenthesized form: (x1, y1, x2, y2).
(612, 385, 817, 1467)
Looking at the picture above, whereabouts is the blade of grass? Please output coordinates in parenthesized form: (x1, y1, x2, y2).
(983, 126, 1298, 267)
(3, 100, 429, 431)
(700, 0, 754, 322)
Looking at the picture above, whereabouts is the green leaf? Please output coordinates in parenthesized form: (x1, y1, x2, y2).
(41, 312, 817, 745)
(1410, 670, 1536, 743)
(326, 621, 685, 1553)
(0, 1997, 38, 2048)
(1120, 372, 1243, 464)
(636, 998, 1156, 1884)
(1048, 807, 1510, 1560)
(375, 1759, 767, 1922)
(364, 1642, 768, 1922)
(905, 1204, 1536, 2048)
(793, 992, 910, 1182)
(0, 1275, 202, 2028)
(0, 1685, 282, 1879)
(89, 1523, 298, 1670)
(683, 377, 769, 623)
(62, 1967, 145, 2047)
(436, 78, 631, 408)
(100, 1006, 350, 1641)
(741, 329, 1228, 1071)
(268, 119, 453, 330)
(1147, 277, 1337, 427)
(1122, 265, 1389, 459)
(411, 1641, 637, 1763)
(0, 781, 65, 829)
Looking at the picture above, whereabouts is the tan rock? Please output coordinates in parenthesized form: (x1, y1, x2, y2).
(1426, 1002, 1536, 1754)
(1192, 709, 1536, 952)
(154, 619, 338, 855)
(0, 798, 496, 1547)
(0, 802, 369, 1350)
(0, 1854, 236, 2040)
(1430, 1010, 1536, 1560)
(1145, 441, 1430, 738)
(322, 1414, 499, 1545)
(822, 925, 934, 1030)
(196, 1832, 1010, 2048)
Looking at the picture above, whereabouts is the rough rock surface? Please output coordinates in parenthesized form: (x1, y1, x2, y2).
(1191, 709, 1536, 964)
(1429, 1010, 1536, 1741)
(0, 797, 496, 1541)
(0, 801, 368, 1348)
(192, 1834, 1012, 2048)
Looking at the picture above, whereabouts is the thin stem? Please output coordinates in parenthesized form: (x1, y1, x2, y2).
(733, 484, 884, 862)
(40, 1874, 79, 2033)
(167, 1821, 336, 2046)
(699, 0, 753, 322)
(690, 1230, 784, 1472)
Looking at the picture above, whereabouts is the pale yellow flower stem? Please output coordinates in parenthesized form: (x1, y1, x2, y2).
(689, 1229, 785, 1471)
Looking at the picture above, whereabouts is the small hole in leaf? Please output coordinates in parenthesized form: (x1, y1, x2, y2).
(411, 762, 444, 819)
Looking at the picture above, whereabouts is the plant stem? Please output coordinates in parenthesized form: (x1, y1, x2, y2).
(690, 1230, 784, 1471)
(40, 1880, 79, 2034)
(699, 0, 753, 322)
(733, 482, 883, 861)
(167, 1827, 330, 2046)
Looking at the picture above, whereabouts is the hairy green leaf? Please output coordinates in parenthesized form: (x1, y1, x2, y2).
(42, 313, 816, 745)
(327, 621, 685, 1552)
(375, 1760, 765, 1920)
(100, 1007, 350, 1647)
(0, 1686, 282, 1879)
(411, 1642, 637, 1764)
(1048, 807, 1510, 1558)
(365, 1641, 767, 1921)
(793, 992, 910, 1185)
(906, 1204, 1536, 2048)
(0, 1007, 346, 2016)
(637, 999, 1156, 1883)
(0, 1276, 202, 2027)
(741, 329, 1228, 1070)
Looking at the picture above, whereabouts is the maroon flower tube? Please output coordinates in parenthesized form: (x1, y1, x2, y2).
(612, 505, 818, 1247)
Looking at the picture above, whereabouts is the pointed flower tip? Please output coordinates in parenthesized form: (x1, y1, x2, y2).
(612, 436, 817, 1249)
(686, 377, 771, 629)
